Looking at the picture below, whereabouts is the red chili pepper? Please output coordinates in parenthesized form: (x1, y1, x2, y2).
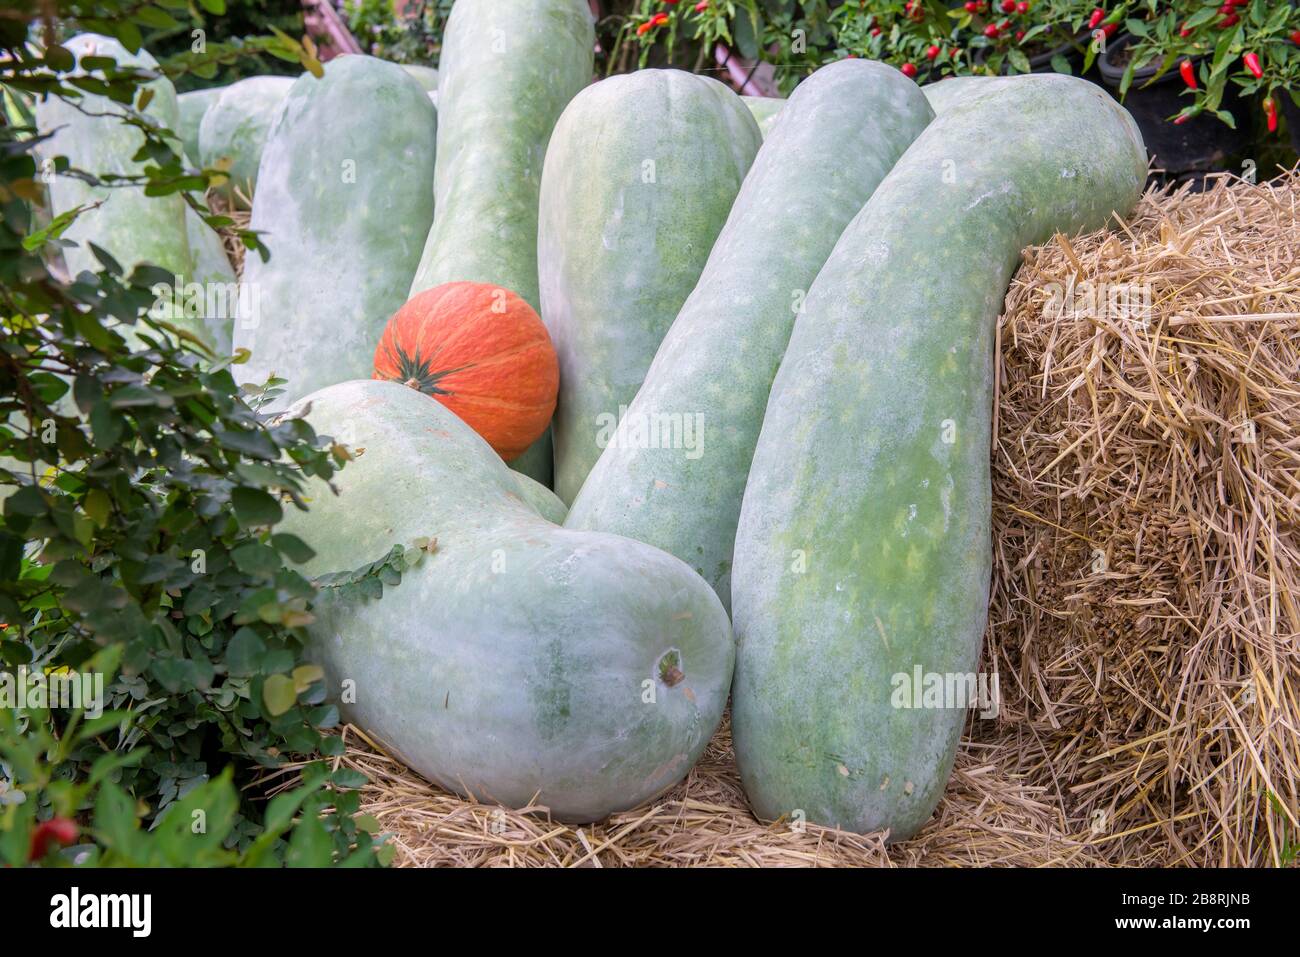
(1173, 114, 1190, 125)
(964, 0, 978, 9)
(1179, 59, 1197, 90)
(651, 12, 669, 25)
(1017, 1, 1030, 12)
(694, 0, 708, 10)
(1219, 13, 1239, 28)
(1264, 96, 1278, 133)
(901, 62, 918, 78)
(1001, 0, 1016, 12)
(1102, 22, 1118, 37)
(1179, 24, 1191, 38)
(1243, 52, 1263, 79)
(870, 26, 881, 36)
(926, 45, 940, 60)
(984, 23, 999, 37)
(1016, 30, 1025, 41)
(1088, 8, 1105, 30)
(28, 818, 78, 862)
(1292, 30, 1300, 47)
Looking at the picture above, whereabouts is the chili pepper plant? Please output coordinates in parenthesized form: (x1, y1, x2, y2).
(1096, 0, 1300, 131)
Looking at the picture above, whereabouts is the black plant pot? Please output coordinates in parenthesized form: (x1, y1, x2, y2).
(973, 31, 1090, 76)
(1097, 33, 1251, 175)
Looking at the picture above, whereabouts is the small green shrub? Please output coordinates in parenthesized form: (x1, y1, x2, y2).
(1, 1, 388, 867)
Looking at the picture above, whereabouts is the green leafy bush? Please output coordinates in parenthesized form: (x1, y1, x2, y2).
(1, 1, 388, 867)
(144, 0, 310, 92)
(344, 0, 451, 65)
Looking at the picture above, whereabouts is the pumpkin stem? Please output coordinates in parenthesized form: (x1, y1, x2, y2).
(403, 377, 421, 390)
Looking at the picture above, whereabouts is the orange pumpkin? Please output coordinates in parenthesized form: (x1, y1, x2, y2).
(372, 282, 559, 461)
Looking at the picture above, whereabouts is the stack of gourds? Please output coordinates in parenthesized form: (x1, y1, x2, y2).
(41, 0, 1146, 840)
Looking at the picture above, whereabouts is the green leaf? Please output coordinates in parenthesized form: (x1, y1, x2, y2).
(108, 385, 173, 409)
(134, 7, 181, 29)
(231, 542, 283, 577)
(22, 205, 88, 252)
(285, 802, 332, 867)
(0, 641, 33, 666)
(113, 20, 143, 54)
(330, 768, 368, 790)
(232, 487, 283, 527)
(271, 533, 315, 564)
(89, 400, 123, 448)
(0, 533, 21, 582)
(43, 43, 75, 71)
(225, 627, 267, 677)
(734, 8, 760, 60)
(94, 781, 141, 858)
(83, 488, 111, 526)
(4, 485, 47, 517)
(262, 674, 297, 716)
(260, 779, 322, 836)
(292, 664, 324, 694)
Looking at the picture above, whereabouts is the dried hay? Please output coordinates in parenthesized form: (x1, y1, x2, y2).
(209, 187, 251, 276)
(314, 171, 1298, 867)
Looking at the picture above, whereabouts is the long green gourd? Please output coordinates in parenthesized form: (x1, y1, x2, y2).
(922, 76, 1010, 115)
(741, 94, 785, 138)
(232, 57, 436, 406)
(177, 86, 222, 164)
(277, 379, 733, 822)
(178, 86, 239, 354)
(408, 0, 594, 485)
(511, 471, 567, 524)
(34, 36, 199, 324)
(181, 205, 237, 354)
(401, 64, 439, 92)
(198, 75, 293, 207)
(732, 75, 1146, 841)
(539, 70, 761, 504)
(34, 35, 249, 353)
(565, 61, 933, 610)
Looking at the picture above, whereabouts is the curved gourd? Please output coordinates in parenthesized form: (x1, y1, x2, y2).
(732, 75, 1146, 841)
(278, 380, 733, 822)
